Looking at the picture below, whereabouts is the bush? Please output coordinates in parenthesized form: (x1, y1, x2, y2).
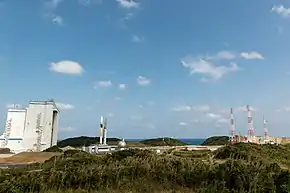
(43, 146, 63, 153)
(0, 148, 11, 154)
(2, 144, 290, 192)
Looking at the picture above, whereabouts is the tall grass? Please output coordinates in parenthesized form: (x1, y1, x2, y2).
(1, 145, 290, 193)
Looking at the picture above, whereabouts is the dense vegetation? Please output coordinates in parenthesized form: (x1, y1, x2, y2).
(0, 148, 11, 154)
(57, 136, 186, 148)
(202, 136, 229, 146)
(140, 137, 187, 146)
(2, 143, 290, 192)
(57, 136, 121, 147)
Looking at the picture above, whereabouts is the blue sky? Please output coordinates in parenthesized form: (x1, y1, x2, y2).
(1, 0, 290, 139)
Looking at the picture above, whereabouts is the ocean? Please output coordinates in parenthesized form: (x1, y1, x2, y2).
(126, 138, 205, 145)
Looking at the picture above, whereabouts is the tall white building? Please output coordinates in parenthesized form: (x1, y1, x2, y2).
(0, 100, 59, 153)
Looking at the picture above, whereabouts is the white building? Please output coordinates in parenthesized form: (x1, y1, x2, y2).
(0, 100, 59, 153)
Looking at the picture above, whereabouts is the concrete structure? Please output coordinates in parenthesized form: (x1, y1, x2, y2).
(0, 100, 59, 153)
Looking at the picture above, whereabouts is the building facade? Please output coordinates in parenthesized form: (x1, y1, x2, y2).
(0, 100, 59, 153)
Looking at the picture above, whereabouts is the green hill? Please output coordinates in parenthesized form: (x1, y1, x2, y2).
(57, 136, 121, 147)
(57, 137, 187, 148)
(140, 137, 187, 146)
(201, 136, 229, 146)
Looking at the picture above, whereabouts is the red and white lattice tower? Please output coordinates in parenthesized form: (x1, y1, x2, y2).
(247, 105, 255, 141)
(229, 108, 236, 144)
(263, 115, 268, 140)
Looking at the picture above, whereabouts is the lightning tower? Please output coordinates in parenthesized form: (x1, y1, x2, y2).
(103, 117, 107, 145)
(247, 105, 255, 142)
(229, 108, 236, 144)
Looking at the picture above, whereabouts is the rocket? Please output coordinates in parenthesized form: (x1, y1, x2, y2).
(99, 116, 104, 145)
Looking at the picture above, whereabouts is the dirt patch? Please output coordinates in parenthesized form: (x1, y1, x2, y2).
(0, 152, 62, 164)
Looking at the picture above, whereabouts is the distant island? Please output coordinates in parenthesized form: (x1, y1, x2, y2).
(57, 136, 187, 147)
(140, 137, 187, 146)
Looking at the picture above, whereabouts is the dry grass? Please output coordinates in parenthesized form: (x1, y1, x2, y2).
(0, 152, 62, 163)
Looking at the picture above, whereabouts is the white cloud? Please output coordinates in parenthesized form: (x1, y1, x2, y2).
(55, 102, 75, 110)
(116, 0, 139, 9)
(51, 15, 64, 25)
(6, 104, 22, 108)
(271, 5, 290, 17)
(132, 35, 144, 43)
(43, 0, 65, 25)
(276, 106, 290, 112)
(179, 122, 188, 126)
(137, 76, 151, 86)
(60, 126, 75, 132)
(240, 52, 264, 60)
(94, 81, 112, 88)
(44, 0, 64, 10)
(192, 105, 210, 112)
(107, 113, 114, 117)
(206, 113, 222, 119)
(119, 84, 126, 90)
(173, 104, 210, 112)
(215, 51, 237, 60)
(207, 51, 264, 61)
(181, 56, 240, 82)
(147, 101, 155, 105)
(172, 105, 192, 112)
(49, 60, 84, 75)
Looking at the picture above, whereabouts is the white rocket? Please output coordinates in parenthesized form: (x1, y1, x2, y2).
(99, 116, 104, 145)
(99, 116, 108, 145)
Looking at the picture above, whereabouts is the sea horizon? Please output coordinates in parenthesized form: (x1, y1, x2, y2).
(126, 138, 206, 145)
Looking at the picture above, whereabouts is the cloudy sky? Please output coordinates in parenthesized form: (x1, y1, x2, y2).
(1, 0, 290, 139)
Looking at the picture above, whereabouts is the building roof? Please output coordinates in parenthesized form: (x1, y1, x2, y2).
(29, 100, 59, 112)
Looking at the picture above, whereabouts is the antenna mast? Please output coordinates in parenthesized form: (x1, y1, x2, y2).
(247, 105, 254, 142)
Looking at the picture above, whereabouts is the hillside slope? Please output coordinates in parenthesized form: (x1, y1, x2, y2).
(202, 136, 229, 146)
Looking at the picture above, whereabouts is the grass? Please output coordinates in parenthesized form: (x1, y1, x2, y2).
(0, 152, 62, 163)
(1, 144, 290, 192)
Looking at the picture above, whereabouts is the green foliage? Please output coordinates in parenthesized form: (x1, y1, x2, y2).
(3, 144, 290, 192)
(57, 136, 121, 148)
(43, 146, 63, 153)
(140, 137, 187, 146)
(202, 136, 229, 146)
(0, 148, 11, 154)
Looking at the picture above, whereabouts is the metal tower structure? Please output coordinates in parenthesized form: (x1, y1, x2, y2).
(2, 119, 12, 148)
(103, 117, 107, 145)
(247, 105, 255, 142)
(35, 113, 43, 152)
(229, 108, 236, 144)
(263, 115, 268, 140)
